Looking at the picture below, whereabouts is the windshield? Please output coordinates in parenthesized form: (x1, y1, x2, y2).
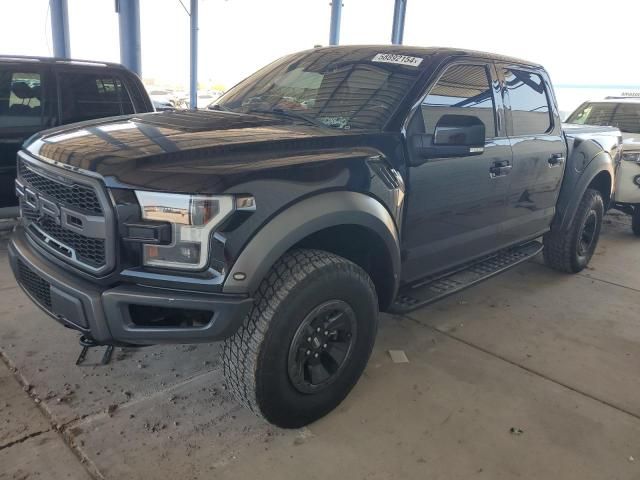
(216, 48, 429, 130)
(567, 101, 640, 134)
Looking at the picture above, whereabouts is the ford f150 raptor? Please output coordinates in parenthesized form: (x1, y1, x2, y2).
(7, 46, 621, 428)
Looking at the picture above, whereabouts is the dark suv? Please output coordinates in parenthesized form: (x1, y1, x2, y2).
(8, 46, 619, 428)
(0, 56, 153, 213)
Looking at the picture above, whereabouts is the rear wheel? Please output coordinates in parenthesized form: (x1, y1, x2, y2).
(544, 188, 604, 273)
(222, 249, 378, 428)
(632, 206, 640, 237)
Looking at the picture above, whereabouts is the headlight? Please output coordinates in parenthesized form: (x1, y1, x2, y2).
(135, 191, 237, 270)
(622, 151, 640, 163)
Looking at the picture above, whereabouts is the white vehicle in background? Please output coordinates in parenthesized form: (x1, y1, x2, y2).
(197, 90, 222, 109)
(173, 91, 189, 109)
(566, 96, 640, 235)
(147, 89, 175, 111)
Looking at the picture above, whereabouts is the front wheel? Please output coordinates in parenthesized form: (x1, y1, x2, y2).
(632, 206, 640, 237)
(222, 249, 378, 428)
(543, 188, 604, 273)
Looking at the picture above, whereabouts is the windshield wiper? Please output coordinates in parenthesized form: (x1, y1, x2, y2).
(246, 108, 324, 128)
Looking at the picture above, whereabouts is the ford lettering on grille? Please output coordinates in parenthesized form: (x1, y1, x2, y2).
(19, 185, 106, 238)
(16, 155, 113, 274)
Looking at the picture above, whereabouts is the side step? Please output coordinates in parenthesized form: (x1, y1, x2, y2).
(390, 241, 543, 313)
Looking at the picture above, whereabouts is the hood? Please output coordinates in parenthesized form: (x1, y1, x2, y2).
(24, 110, 372, 192)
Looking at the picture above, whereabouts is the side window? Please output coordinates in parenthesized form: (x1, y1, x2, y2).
(503, 69, 551, 135)
(0, 69, 44, 128)
(612, 103, 640, 134)
(58, 72, 134, 124)
(421, 64, 496, 138)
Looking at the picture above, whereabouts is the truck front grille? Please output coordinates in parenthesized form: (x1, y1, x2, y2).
(17, 259, 53, 310)
(18, 160, 103, 215)
(31, 218, 106, 268)
(18, 155, 114, 275)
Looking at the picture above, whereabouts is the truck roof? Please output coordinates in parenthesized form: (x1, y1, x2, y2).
(0, 54, 128, 70)
(309, 45, 543, 69)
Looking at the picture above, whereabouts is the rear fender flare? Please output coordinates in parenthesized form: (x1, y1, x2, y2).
(553, 150, 614, 232)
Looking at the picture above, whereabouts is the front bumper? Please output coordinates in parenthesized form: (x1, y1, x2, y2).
(8, 228, 253, 345)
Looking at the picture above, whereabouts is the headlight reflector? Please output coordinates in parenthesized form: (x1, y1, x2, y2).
(135, 191, 235, 270)
(622, 151, 640, 163)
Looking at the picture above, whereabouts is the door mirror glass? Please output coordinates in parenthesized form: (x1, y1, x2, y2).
(410, 114, 486, 164)
(433, 114, 485, 146)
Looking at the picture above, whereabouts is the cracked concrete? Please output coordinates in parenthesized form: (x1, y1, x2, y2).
(1, 213, 639, 479)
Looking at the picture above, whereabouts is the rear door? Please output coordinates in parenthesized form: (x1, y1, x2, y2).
(402, 61, 512, 282)
(498, 65, 566, 244)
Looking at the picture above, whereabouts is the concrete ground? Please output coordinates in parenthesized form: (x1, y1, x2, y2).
(1, 213, 639, 480)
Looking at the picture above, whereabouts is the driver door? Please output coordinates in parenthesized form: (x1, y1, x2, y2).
(402, 62, 512, 283)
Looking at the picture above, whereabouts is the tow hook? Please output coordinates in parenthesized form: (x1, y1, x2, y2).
(76, 335, 114, 366)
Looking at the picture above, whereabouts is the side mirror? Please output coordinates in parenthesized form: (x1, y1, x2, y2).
(410, 114, 486, 165)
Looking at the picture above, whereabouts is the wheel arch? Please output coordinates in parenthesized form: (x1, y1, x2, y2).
(553, 150, 614, 232)
(588, 170, 612, 209)
(223, 191, 401, 310)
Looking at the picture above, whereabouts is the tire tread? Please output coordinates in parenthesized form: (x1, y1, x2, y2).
(221, 248, 375, 418)
(543, 188, 603, 273)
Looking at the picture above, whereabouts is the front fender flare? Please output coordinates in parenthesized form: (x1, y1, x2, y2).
(223, 191, 401, 297)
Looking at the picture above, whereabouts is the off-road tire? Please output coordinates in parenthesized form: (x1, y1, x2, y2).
(222, 249, 378, 428)
(632, 206, 640, 237)
(543, 188, 604, 273)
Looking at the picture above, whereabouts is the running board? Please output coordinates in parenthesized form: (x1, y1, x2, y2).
(390, 241, 543, 313)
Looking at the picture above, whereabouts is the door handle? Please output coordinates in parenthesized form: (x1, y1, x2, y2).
(548, 153, 565, 167)
(489, 160, 512, 178)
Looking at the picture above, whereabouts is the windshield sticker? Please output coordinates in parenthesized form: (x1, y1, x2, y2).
(319, 116, 350, 129)
(372, 53, 423, 67)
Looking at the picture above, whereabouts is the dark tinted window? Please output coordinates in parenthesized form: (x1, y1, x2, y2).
(218, 49, 428, 130)
(59, 72, 133, 124)
(421, 64, 496, 138)
(504, 69, 551, 135)
(0, 69, 44, 128)
(567, 102, 640, 134)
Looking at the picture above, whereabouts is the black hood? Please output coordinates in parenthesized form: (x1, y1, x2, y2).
(24, 110, 374, 193)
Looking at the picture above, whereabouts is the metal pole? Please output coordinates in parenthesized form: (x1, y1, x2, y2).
(116, 0, 141, 76)
(50, 0, 70, 58)
(391, 0, 407, 45)
(190, 0, 199, 109)
(329, 1, 342, 46)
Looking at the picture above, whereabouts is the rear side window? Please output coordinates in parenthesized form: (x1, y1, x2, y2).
(0, 69, 44, 128)
(421, 64, 496, 138)
(58, 72, 134, 124)
(503, 69, 551, 135)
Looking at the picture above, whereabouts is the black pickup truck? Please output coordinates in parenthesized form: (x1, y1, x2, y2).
(7, 46, 620, 428)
